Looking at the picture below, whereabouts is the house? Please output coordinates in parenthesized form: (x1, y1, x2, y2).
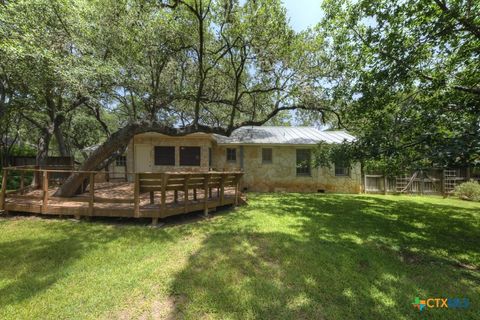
(112, 126, 362, 193)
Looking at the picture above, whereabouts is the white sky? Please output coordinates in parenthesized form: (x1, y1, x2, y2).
(282, 0, 323, 31)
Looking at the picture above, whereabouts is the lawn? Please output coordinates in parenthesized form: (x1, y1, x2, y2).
(0, 194, 479, 319)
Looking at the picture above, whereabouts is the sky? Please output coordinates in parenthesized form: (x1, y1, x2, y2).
(282, 0, 323, 31)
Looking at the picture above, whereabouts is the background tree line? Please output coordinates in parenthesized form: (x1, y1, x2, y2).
(0, 0, 478, 196)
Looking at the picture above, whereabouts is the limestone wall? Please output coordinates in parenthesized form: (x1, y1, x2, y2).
(124, 133, 362, 193)
(213, 145, 362, 193)
(126, 133, 213, 175)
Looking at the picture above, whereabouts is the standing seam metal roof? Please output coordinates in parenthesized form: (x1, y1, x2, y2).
(213, 126, 355, 145)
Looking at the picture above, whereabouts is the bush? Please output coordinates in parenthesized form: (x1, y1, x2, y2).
(454, 180, 480, 201)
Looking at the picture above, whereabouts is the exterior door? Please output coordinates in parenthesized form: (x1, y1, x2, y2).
(135, 144, 152, 172)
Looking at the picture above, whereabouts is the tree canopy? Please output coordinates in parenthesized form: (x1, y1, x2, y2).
(317, 0, 480, 172)
(0, 0, 479, 195)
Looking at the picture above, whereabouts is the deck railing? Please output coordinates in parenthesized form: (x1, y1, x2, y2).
(0, 166, 243, 224)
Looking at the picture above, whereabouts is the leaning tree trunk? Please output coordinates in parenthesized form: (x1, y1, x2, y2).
(54, 121, 227, 197)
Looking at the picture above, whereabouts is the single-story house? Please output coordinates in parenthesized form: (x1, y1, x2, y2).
(111, 126, 362, 193)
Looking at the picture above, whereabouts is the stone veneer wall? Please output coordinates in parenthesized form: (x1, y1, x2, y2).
(125, 134, 362, 193)
(213, 145, 362, 193)
(126, 133, 213, 176)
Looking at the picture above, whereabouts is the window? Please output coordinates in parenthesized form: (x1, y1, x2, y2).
(226, 148, 236, 162)
(115, 155, 126, 167)
(262, 148, 272, 163)
(296, 149, 311, 176)
(335, 162, 350, 176)
(180, 146, 201, 166)
(154, 146, 175, 166)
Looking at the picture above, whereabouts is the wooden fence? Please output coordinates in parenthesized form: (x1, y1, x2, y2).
(364, 168, 480, 195)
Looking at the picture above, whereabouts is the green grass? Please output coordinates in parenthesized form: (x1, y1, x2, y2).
(0, 194, 479, 319)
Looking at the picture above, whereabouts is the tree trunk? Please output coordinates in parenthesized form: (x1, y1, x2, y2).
(54, 123, 69, 157)
(36, 129, 53, 167)
(33, 126, 54, 187)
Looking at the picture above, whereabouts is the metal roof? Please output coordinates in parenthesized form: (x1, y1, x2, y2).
(213, 126, 355, 145)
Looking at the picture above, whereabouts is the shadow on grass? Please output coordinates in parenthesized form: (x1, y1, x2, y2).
(0, 219, 178, 310)
(169, 194, 480, 319)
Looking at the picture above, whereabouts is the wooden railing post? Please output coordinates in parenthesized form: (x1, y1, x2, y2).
(150, 191, 154, 204)
(41, 170, 49, 214)
(220, 173, 225, 205)
(161, 173, 168, 214)
(234, 174, 241, 206)
(20, 171, 25, 195)
(0, 169, 8, 211)
(183, 175, 190, 213)
(89, 172, 95, 216)
(203, 174, 210, 216)
(134, 173, 140, 218)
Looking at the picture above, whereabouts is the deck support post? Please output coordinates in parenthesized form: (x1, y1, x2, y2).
(0, 169, 8, 211)
(193, 188, 197, 201)
(89, 173, 95, 216)
(152, 217, 158, 226)
(41, 170, 49, 214)
(174, 190, 178, 203)
(134, 173, 140, 218)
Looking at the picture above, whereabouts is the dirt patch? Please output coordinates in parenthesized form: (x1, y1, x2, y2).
(108, 294, 187, 320)
(399, 249, 423, 264)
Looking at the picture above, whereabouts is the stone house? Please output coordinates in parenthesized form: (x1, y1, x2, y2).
(111, 126, 362, 193)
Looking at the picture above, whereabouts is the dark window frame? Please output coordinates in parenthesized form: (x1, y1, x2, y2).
(296, 149, 312, 176)
(154, 146, 175, 166)
(226, 148, 237, 162)
(335, 162, 350, 176)
(179, 146, 201, 166)
(262, 148, 273, 164)
(115, 155, 126, 167)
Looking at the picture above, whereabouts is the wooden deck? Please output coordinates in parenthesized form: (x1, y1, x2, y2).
(0, 167, 243, 224)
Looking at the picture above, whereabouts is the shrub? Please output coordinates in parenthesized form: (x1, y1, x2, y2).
(454, 180, 480, 201)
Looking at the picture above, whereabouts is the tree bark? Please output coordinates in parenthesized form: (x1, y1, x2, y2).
(54, 121, 69, 157)
(36, 126, 54, 167)
(33, 124, 54, 187)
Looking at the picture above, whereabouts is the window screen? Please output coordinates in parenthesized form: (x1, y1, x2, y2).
(335, 162, 350, 176)
(180, 146, 201, 166)
(226, 148, 236, 162)
(115, 156, 126, 167)
(262, 148, 272, 163)
(154, 146, 175, 166)
(296, 149, 311, 176)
